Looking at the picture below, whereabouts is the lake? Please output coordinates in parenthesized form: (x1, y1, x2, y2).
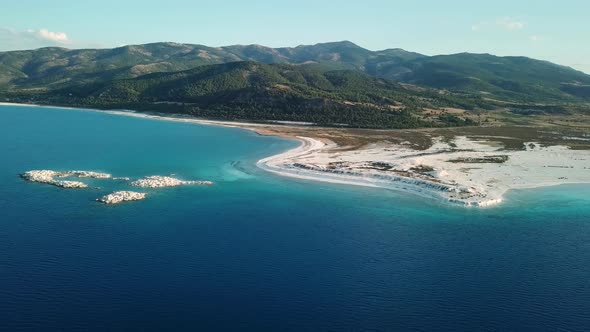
(1, 105, 590, 331)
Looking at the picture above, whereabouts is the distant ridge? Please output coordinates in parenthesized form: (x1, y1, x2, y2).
(17, 61, 484, 129)
(2, 41, 589, 102)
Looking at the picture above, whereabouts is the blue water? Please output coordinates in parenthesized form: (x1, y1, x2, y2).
(1, 105, 590, 331)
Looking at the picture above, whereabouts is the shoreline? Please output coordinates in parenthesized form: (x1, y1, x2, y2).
(0, 102, 279, 131)
(2, 102, 590, 208)
(256, 137, 470, 206)
(257, 136, 590, 207)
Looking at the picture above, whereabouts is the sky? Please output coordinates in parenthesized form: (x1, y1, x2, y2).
(1, 0, 589, 73)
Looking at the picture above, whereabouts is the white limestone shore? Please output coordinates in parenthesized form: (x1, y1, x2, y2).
(258, 136, 590, 207)
(130, 175, 214, 188)
(97, 191, 147, 204)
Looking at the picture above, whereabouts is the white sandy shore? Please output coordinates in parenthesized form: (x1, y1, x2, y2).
(4, 102, 590, 207)
(258, 136, 590, 207)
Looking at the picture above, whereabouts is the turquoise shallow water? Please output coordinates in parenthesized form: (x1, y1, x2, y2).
(1, 105, 590, 331)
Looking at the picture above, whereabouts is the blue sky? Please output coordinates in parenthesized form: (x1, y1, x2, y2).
(1, 0, 589, 73)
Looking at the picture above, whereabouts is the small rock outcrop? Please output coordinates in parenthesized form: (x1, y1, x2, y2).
(130, 175, 213, 188)
(64, 171, 112, 179)
(97, 191, 147, 204)
(112, 177, 131, 181)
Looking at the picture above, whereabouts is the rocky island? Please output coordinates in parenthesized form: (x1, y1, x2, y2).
(97, 191, 147, 204)
(130, 175, 214, 188)
(21, 169, 214, 205)
(21, 170, 96, 188)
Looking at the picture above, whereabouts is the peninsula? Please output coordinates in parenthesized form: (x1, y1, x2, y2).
(258, 135, 590, 207)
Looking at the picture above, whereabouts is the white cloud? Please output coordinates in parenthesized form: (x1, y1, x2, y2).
(0, 27, 106, 52)
(496, 17, 526, 30)
(0, 27, 71, 51)
(36, 28, 70, 44)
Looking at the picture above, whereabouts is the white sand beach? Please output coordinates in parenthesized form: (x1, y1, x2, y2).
(258, 136, 590, 207)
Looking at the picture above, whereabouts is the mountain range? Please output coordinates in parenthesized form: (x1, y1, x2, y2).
(1, 41, 589, 128)
(2, 41, 590, 102)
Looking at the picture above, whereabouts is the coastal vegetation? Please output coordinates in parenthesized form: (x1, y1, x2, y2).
(2, 61, 483, 129)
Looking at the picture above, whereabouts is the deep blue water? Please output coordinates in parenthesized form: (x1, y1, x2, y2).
(1, 105, 590, 331)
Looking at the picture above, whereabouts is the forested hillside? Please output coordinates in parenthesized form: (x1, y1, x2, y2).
(2, 41, 589, 104)
(4, 62, 485, 128)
